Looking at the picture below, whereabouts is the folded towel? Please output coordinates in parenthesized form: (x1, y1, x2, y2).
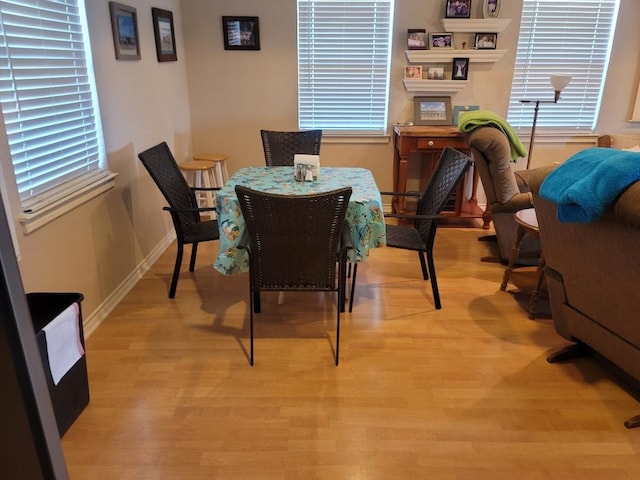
(458, 110, 528, 161)
(42, 302, 84, 385)
(540, 147, 640, 223)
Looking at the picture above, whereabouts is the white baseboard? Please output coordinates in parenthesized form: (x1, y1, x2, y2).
(82, 231, 176, 338)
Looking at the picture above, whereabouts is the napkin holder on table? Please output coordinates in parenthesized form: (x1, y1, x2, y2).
(294, 154, 320, 180)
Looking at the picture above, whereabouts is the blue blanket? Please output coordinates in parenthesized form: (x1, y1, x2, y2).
(540, 147, 640, 222)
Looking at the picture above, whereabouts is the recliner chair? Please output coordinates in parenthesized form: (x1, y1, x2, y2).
(465, 126, 540, 264)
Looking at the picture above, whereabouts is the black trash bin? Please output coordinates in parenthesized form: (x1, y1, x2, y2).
(26, 292, 89, 437)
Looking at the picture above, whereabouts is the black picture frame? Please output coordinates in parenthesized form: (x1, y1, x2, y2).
(446, 0, 472, 19)
(475, 32, 498, 50)
(407, 29, 427, 50)
(152, 8, 177, 62)
(413, 96, 453, 126)
(109, 2, 140, 61)
(429, 33, 454, 49)
(222, 16, 260, 51)
(452, 57, 469, 80)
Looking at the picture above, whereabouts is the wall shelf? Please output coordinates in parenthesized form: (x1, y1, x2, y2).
(405, 49, 506, 64)
(402, 79, 468, 94)
(441, 18, 511, 33)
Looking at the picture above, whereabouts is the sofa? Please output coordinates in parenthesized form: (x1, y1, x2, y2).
(466, 126, 540, 264)
(528, 164, 640, 428)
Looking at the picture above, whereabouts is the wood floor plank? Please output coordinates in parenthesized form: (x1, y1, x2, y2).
(61, 227, 640, 479)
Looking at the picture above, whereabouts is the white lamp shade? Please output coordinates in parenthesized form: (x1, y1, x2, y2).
(550, 74, 572, 92)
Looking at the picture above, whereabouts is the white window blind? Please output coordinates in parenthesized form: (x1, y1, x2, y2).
(297, 0, 394, 135)
(0, 0, 107, 213)
(507, 0, 620, 132)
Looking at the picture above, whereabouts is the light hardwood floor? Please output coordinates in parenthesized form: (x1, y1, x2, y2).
(61, 226, 640, 479)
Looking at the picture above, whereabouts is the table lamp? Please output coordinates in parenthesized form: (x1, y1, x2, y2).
(520, 74, 572, 169)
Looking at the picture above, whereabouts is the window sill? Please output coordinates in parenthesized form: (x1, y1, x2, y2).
(19, 171, 118, 234)
(323, 133, 391, 144)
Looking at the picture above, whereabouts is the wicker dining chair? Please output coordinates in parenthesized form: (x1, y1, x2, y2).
(377, 147, 472, 310)
(235, 185, 352, 366)
(137, 142, 219, 298)
(260, 129, 322, 166)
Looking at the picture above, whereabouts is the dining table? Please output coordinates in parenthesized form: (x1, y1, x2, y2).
(214, 166, 387, 275)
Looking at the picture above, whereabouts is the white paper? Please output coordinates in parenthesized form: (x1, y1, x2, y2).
(42, 303, 85, 385)
(294, 154, 320, 179)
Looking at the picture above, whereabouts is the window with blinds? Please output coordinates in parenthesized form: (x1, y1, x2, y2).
(297, 0, 394, 135)
(507, 0, 620, 132)
(0, 0, 109, 214)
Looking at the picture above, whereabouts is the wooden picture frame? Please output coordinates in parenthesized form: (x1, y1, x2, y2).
(152, 8, 177, 62)
(475, 33, 498, 50)
(413, 96, 453, 126)
(109, 2, 140, 61)
(222, 16, 260, 51)
(407, 29, 427, 50)
(446, 0, 472, 19)
(429, 33, 454, 49)
(452, 57, 469, 80)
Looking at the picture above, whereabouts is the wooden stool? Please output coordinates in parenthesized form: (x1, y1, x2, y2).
(178, 159, 218, 219)
(193, 153, 229, 187)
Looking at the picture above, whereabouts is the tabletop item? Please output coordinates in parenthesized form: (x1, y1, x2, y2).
(138, 142, 220, 298)
(215, 167, 386, 275)
(235, 185, 352, 366)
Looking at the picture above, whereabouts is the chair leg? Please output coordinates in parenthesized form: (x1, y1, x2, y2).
(349, 263, 358, 313)
(249, 289, 255, 366)
(426, 249, 441, 310)
(335, 293, 341, 366)
(169, 242, 184, 299)
(418, 252, 429, 280)
(189, 242, 198, 271)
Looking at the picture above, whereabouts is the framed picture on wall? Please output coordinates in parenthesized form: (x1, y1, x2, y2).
(452, 57, 469, 80)
(152, 8, 177, 62)
(475, 33, 498, 49)
(413, 96, 453, 126)
(483, 0, 501, 18)
(405, 65, 423, 79)
(109, 2, 140, 60)
(222, 16, 261, 50)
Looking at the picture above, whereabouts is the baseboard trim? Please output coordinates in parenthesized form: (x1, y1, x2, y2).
(82, 231, 176, 338)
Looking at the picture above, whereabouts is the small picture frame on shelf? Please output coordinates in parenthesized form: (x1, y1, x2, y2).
(405, 65, 423, 79)
(452, 58, 469, 80)
(429, 32, 453, 49)
(413, 96, 453, 126)
(475, 32, 498, 50)
(483, 0, 501, 18)
(453, 105, 480, 125)
(446, 0, 472, 19)
(407, 29, 427, 50)
(427, 66, 445, 80)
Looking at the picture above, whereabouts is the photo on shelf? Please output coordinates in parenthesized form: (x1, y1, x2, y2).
(427, 67, 445, 80)
(452, 58, 469, 80)
(475, 32, 498, 49)
(483, 0, 501, 18)
(429, 32, 454, 49)
(407, 29, 427, 50)
(446, 0, 472, 19)
(405, 65, 423, 79)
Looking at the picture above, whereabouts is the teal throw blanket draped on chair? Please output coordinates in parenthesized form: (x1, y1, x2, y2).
(540, 147, 640, 223)
(457, 110, 528, 161)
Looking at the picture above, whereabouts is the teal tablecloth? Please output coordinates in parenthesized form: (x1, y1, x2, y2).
(215, 166, 387, 274)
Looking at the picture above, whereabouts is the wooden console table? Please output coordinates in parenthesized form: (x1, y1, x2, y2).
(392, 125, 488, 227)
